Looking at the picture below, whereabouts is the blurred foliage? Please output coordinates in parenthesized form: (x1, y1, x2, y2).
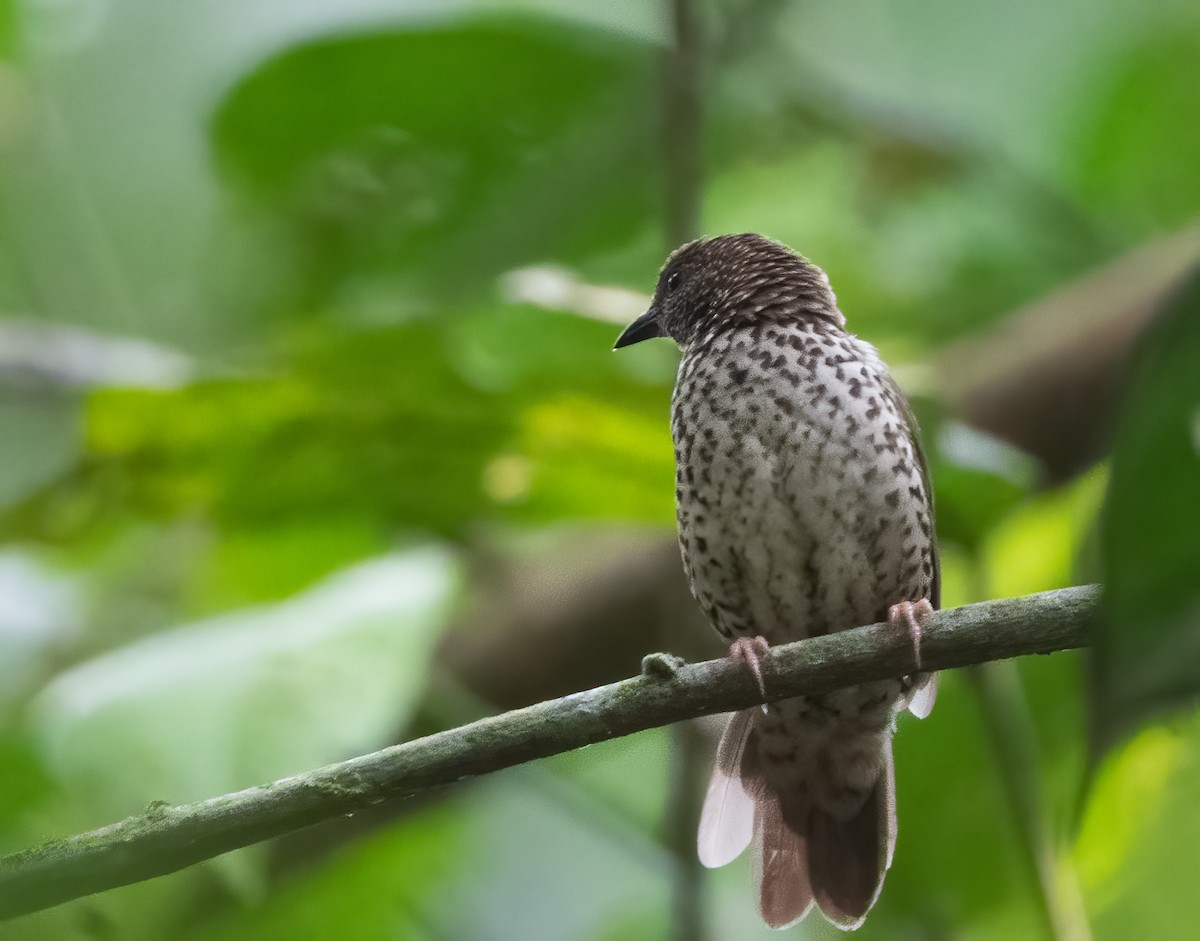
(211, 19, 660, 309)
(1, 0, 1198, 939)
(1093, 270, 1200, 753)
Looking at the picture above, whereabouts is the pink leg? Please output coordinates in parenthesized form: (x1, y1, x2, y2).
(888, 599, 934, 671)
(729, 635, 770, 700)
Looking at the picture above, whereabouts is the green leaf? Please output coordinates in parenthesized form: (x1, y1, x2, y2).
(187, 800, 470, 941)
(20, 323, 512, 539)
(1092, 268, 1200, 753)
(191, 519, 386, 612)
(17, 548, 456, 937)
(189, 742, 671, 941)
(211, 15, 659, 306)
(0, 1, 15, 60)
(863, 671, 1049, 938)
(0, 400, 79, 511)
(983, 470, 1106, 602)
(930, 420, 1038, 554)
(0, 551, 79, 705)
(0, 728, 54, 844)
(5, 313, 675, 543)
(1070, 33, 1200, 227)
(31, 548, 458, 824)
(1077, 711, 1200, 939)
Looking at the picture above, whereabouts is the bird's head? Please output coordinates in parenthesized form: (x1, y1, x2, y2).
(614, 233, 843, 352)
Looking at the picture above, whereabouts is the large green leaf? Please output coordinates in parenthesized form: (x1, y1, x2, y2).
(15, 548, 455, 937)
(32, 549, 457, 823)
(210, 16, 660, 307)
(1077, 712, 1200, 939)
(1070, 33, 1200, 228)
(3, 312, 674, 543)
(1092, 268, 1200, 752)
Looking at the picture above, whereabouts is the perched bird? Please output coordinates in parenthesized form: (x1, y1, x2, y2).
(615, 233, 938, 930)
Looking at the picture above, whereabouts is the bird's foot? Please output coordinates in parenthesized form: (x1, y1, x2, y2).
(728, 635, 771, 704)
(888, 598, 934, 672)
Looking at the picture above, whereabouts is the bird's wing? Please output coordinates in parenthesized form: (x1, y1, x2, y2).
(882, 373, 940, 610)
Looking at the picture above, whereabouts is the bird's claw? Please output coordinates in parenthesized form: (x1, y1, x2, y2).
(888, 598, 934, 672)
(729, 635, 771, 707)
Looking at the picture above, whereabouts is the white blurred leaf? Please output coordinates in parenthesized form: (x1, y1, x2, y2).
(0, 552, 79, 702)
(33, 548, 458, 821)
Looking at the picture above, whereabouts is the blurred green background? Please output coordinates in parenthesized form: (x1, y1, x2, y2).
(1, 0, 1199, 938)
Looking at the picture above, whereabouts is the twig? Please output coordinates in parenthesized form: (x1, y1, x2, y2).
(662, 0, 704, 247)
(0, 585, 1098, 921)
(664, 722, 710, 941)
(967, 662, 1093, 941)
(661, 0, 707, 935)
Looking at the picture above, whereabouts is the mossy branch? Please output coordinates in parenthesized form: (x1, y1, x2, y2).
(0, 585, 1098, 921)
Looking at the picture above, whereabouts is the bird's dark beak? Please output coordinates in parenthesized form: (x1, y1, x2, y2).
(614, 307, 666, 349)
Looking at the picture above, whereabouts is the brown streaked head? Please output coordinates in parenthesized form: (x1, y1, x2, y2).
(614, 233, 843, 352)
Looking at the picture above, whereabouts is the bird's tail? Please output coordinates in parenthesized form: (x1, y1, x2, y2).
(697, 707, 899, 931)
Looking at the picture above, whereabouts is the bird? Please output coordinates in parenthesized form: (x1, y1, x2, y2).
(614, 233, 938, 930)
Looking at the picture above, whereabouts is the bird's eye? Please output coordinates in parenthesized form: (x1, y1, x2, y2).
(666, 271, 682, 292)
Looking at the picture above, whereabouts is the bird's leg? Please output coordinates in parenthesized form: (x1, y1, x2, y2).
(728, 635, 770, 702)
(888, 599, 934, 672)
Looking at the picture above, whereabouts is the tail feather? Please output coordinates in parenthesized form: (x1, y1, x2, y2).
(699, 712, 898, 932)
(906, 672, 938, 719)
(882, 733, 898, 870)
(754, 793, 814, 928)
(805, 772, 893, 929)
(697, 710, 759, 868)
(807, 735, 896, 930)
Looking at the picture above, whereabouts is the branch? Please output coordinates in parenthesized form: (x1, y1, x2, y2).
(0, 585, 1098, 921)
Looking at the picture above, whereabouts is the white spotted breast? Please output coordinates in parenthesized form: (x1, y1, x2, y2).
(670, 319, 936, 648)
